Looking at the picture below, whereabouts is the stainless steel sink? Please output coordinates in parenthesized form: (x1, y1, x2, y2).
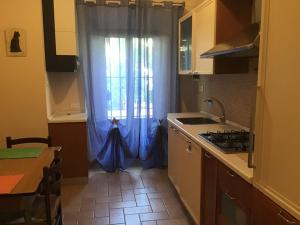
(176, 117, 218, 125)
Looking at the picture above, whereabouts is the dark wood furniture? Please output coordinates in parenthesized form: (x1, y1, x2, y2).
(0, 148, 58, 224)
(216, 161, 252, 225)
(41, 0, 78, 72)
(200, 149, 300, 225)
(252, 189, 300, 225)
(0, 147, 57, 195)
(201, 151, 217, 225)
(30, 150, 63, 225)
(214, 0, 253, 74)
(0, 196, 29, 225)
(6, 136, 52, 148)
(48, 122, 88, 178)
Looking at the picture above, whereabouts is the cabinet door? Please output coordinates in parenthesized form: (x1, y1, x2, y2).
(48, 122, 88, 178)
(252, 189, 300, 225)
(178, 13, 193, 74)
(216, 162, 252, 225)
(53, 0, 77, 55)
(254, 0, 300, 219)
(201, 151, 217, 225)
(168, 125, 177, 185)
(168, 125, 185, 193)
(180, 135, 201, 225)
(193, 0, 215, 75)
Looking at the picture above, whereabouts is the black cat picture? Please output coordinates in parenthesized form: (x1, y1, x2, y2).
(10, 31, 22, 52)
(5, 28, 26, 57)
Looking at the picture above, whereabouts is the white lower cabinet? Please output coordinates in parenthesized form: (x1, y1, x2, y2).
(168, 124, 201, 225)
(168, 125, 184, 192)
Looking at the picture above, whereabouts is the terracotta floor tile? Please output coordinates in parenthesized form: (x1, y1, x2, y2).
(121, 184, 134, 190)
(147, 193, 174, 200)
(94, 217, 110, 225)
(142, 221, 157, 225)
(109, 200, 137, 209)
(124, 206, 152, 215)
(78, 211, 95, 220)
(134, 187, 157, 194)
(96, 196, 122, 204)
(139, 212, 169, 222)
(165, 204, 186, 219)
(135, 194, 150, 206)
(156, 218, 190, 225)
(109, 214, 125, 224)
(149, 198, 167, 212)
(125, 214, 141, 225)
(95, 203, 109, 218)
(62, 167, 190, 225)
(109, 208, 125, 224)
(122, 190, 135, 201)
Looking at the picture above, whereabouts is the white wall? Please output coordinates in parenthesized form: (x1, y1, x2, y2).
(46, 71, 86, 115)
(0, 0, 48, 147)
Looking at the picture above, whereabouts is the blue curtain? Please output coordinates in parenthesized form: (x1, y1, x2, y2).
(77, 0, 182, 171)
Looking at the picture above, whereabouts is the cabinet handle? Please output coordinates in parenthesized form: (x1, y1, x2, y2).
(186, 146, 192, 153)
(204, 152, 212, 159)
(225, 192, 236, 200)
(226, 170, 235, 177)
(277, 211, 297, 224)
(186, 141, 192, 153)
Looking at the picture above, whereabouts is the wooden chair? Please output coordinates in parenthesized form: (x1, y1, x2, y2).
(0, 196, 34, 225)
(0, 151, 62, 225)
(29, 150, 63, 225)
(6, 136, 52, 148)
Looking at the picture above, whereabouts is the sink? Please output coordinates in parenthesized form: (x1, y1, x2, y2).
(176, 117, 218, 125)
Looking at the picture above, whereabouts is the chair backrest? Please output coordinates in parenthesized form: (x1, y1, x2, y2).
(6, 136, 52, 148)
(41, 150, 62, 195)
(40, 150, 62, 224)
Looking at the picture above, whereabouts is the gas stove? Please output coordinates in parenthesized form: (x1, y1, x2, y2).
(199, 130, 250, 154)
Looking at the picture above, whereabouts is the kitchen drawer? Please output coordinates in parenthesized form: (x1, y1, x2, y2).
(252, 189, 300, 225)
(217, 161, 252, 212)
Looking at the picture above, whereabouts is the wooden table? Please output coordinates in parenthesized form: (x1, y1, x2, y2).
(0, 147, 59, 196)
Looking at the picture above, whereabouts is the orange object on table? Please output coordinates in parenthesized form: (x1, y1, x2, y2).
(0, 175, 24, 194)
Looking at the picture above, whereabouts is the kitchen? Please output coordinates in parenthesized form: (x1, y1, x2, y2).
(0, 0, 299, 225)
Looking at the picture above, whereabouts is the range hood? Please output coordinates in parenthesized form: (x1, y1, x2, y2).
(201, 23, 260, 58)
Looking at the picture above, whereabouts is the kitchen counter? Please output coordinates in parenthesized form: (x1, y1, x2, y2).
(48, 112, 87, 123)
(167, 112, 253, 184)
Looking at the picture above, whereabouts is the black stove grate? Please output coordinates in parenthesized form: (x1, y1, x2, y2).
(199, 131, 250, 153)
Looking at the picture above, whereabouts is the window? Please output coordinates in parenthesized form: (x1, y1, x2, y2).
(105, 37, 153, 119)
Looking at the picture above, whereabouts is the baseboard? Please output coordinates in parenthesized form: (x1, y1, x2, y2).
(62, 177, 88, 184)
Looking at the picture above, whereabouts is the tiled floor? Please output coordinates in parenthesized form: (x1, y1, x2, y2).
(62, 167, 192, 225)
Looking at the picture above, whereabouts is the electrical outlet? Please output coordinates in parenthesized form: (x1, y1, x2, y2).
(70, 102, 80, 110)
(199, 83, 205, 93)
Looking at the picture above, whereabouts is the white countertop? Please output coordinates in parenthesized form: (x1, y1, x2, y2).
(167, 112, 253, 184)
(48, 112, 87, 123)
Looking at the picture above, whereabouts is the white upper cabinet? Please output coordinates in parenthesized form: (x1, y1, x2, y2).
(178, 0, 252, 75)
(53, 0, 78, 55)
(178, 13, 193, 75)
(193, 0, 215, 75)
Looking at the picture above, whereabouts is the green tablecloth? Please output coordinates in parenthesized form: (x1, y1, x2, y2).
(0, 148, 43, 159)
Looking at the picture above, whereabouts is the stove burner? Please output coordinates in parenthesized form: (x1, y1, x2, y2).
(200, 130, 250, 153)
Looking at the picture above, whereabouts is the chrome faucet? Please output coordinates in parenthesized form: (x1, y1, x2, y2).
(203, 97, 226, 124)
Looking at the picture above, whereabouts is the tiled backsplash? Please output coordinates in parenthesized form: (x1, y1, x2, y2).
(179, 70, 258, 128)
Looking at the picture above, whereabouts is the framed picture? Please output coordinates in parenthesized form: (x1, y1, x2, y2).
(5, 28, 27, 57)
